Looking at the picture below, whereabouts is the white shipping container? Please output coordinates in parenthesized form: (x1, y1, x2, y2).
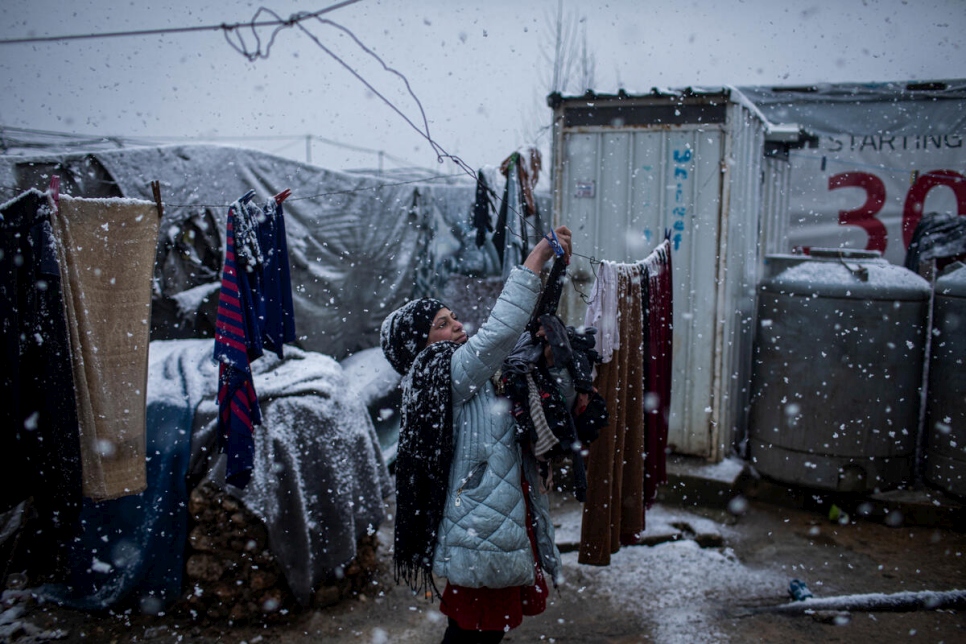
(549, 89, 796, 461)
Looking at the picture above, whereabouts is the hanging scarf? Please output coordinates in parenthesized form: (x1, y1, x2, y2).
(393, 340, 460, 597)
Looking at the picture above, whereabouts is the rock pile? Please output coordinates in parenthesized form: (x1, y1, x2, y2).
(178, 482, 380, 623)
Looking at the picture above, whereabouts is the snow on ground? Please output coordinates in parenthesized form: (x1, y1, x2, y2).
(554, 503, 785, 644)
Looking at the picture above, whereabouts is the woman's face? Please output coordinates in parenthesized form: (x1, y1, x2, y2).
(426, 307, 466, 346)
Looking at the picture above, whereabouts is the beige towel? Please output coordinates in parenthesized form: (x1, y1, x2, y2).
(51, 195, 160, 501)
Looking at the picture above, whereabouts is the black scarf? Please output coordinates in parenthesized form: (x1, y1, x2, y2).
(393, 340, 459, 598)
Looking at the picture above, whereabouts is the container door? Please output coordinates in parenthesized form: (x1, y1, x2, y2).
(559, 126, 725, 457)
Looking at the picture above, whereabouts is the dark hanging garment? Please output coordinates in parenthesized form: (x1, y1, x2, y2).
(0, 189, 83, 577)
(642, 239, 673, 508)
(214, 194, 296, 488)
(256, 200, 296, 359)
(472, 170, 494, 248)
(214, 199, 262, 488)
(492, 164, 511, 265)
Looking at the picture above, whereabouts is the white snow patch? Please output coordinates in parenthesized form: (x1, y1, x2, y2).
(557, 504, 784, 643)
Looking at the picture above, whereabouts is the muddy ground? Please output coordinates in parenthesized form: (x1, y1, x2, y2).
(6, 492, 965, 644)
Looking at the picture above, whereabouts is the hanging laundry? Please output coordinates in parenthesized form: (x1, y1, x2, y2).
(51, 194, 160, 502)
(583, 260, 621, 361)
(642, 239, 673, 506)
(494, 152, 534, 280)
(501, 257, 608, 502)
(578, 262, 646, 566)
(0, 189, 83, 577)
(257, 199, 296, 358)
(578, 239, 673, 566)
(214, 192, 296, 488)
(472, 169, 495, 248)
(516, 147, 543, 219)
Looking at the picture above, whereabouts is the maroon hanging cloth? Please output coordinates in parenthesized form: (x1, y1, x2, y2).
(642, 238, 673, 506)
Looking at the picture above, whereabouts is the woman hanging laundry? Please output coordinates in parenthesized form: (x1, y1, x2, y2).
(381, 226, 571, 643)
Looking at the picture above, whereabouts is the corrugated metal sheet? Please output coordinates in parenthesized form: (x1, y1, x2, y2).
(551, 90, 781, 460)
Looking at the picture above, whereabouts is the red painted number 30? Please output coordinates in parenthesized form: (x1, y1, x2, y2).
(828, 170, 966, 252)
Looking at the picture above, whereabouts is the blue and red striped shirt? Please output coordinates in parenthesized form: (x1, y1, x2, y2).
(214, 196, 295, 488)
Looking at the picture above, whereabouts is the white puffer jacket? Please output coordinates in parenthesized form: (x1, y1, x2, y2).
(432, 266, 561, 588)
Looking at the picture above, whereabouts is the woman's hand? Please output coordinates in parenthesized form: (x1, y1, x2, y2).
(524, 225, 572, 273)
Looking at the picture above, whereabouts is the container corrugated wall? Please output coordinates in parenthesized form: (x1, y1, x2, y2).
(924, 263, 966, 498)
(551, 91, 777, 460)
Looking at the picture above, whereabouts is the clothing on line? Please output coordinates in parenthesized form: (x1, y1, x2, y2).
(578, 240, 673, 565)
(0, 189, 83, 576)
(52, 194, 159, 501)
(213, 194, 296, 489)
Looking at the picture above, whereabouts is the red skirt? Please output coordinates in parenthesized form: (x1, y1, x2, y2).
(439, 475, 549, 632)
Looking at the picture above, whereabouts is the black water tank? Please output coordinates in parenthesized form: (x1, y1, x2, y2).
(750, 250, 931, 492)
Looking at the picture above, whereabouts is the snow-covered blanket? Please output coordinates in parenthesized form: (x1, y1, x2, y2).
(155, 339, 392, 605)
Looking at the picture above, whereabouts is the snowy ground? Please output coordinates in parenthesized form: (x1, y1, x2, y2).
(552, 504, 785, 644)
(5, 492, 965, 643)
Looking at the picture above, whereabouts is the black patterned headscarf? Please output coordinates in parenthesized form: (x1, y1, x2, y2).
(380, 298, 445, 375)
(381, 298, 458, 598)
(391, 340, 459, 598)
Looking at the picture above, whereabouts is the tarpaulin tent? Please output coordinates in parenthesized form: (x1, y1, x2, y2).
(736, 79, 966, 265)
(0, 144, 518, 360)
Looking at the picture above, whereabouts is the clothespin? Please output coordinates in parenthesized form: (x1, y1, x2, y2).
(544, 229, 565, 258)
(150, 180, 164, 221)
(240, 189, 257, 205)
(48, 175, 60, 212)
(274, 188, 291, 205)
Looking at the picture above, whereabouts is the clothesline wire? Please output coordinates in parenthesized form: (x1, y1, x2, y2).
(0, 169, 604, 270)
(0, 172, 468, 207)
(0, 3, 536, 237)
(2, 3, 602, 287)
(0, 0, 364, 46)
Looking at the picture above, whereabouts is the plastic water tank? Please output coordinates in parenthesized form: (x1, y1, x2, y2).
(750, 250, 931, 492)
(924, 262, 966, 498)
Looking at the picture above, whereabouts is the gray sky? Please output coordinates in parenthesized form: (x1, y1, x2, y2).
(0, 0, 962, 176)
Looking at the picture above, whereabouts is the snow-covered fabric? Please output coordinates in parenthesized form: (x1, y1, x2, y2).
(493, 153, 528, 281)
(52, 195, 159, 501)
(380, 297, 445, 375)
(257, 200, 296, 358)
(173, 340, 392, 606)
(432, 267, 561, 589)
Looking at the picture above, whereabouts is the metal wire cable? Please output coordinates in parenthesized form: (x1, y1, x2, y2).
(0, 0, 363, 46)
